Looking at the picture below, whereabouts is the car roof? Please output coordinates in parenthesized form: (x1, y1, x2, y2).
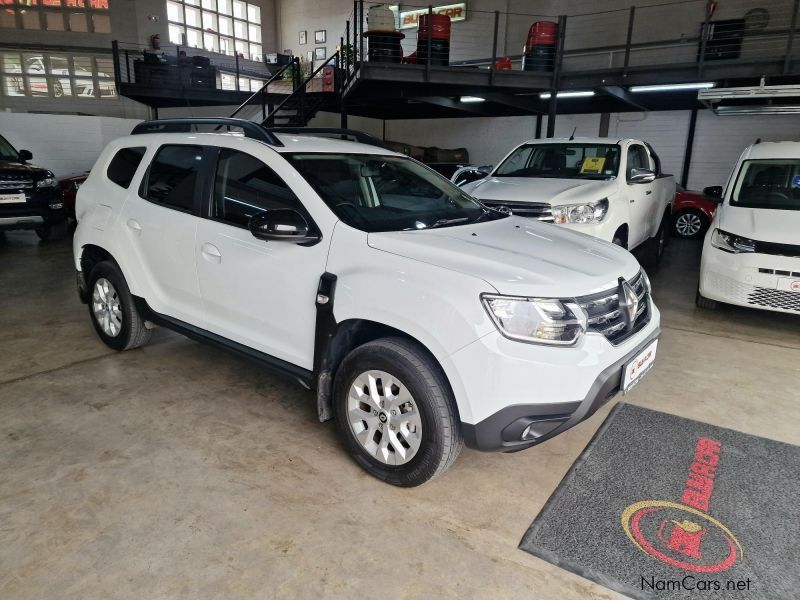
(741, 140, 800, 160)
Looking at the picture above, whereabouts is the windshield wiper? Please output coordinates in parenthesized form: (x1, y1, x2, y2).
(427, 217, 470, 229)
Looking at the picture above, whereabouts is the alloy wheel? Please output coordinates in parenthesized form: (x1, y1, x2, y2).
(675, 212, 702, 237)
(346, 370, 423, 466)
(92, 277, 123, 337)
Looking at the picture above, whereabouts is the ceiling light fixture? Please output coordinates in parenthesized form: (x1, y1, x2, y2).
(714, 105, 800, 115)
(460, 96, 486, 103)
(630, 82, 715, 93)
(539, 91, 595, 99)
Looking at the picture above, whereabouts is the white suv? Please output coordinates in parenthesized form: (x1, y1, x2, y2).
(73, 119, 661, 486)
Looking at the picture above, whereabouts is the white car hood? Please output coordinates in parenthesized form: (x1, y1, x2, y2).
(464, 176, 616, 205)
(720, 205, 800, 245)
(367, 216, 640, 298)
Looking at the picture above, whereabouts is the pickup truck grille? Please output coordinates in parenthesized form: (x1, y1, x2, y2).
(576, 271, 650, 345)
(480, 200, 553, 222)
(0, 178, 34, 190)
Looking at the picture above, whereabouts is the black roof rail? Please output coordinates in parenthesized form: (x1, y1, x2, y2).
(131, 118, 284, 147)
(267, 127, 392, 151)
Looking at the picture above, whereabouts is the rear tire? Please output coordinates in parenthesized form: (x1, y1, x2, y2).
(35, 226, 51, 241)
(695, 289, 718, 310)
(334, 337, 462, 487)
(87, 260, 151, 351)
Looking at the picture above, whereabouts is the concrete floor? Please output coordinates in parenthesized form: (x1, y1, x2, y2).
(1, 230, 799, 599)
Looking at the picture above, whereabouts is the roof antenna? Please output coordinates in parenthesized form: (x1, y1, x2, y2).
(754, 137, 761, 144)
(569, 127, 577, 140)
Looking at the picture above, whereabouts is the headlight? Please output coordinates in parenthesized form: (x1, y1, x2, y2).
(711, 228, 755, 253)
(640, 269, 651, 294)
(552, 198, 609, 224)
(481, 294, 588, 346)
(36, 177, 56, 188)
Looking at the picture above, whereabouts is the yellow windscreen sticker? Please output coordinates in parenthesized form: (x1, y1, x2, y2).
(581, 157, 606, 174)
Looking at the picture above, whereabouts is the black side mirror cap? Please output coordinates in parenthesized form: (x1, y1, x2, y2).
(18, 149, 33, 161)
(248, 208, 320, 244)
(702, 186, 724, 202)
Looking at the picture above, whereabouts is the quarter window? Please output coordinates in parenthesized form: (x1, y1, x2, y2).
(107, 146, 146, 189)
(144, 145, 203, 211)
(212, 148, 300, 227)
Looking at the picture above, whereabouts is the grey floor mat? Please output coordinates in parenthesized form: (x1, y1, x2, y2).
(519, 403, 800, 599)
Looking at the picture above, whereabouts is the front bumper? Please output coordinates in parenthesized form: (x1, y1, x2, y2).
(0, 190, 66, 231)
(699, 243, 800, 314)
(449, 307, 660, 452)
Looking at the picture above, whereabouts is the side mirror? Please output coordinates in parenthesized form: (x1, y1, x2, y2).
(248, 209, 320, 244)
(628, 167, 656, 184)
(702, 186, 723, 203)
(18, 149, 32, 162)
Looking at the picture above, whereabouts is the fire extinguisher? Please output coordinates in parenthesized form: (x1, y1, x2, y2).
(150, 34, 161, 50)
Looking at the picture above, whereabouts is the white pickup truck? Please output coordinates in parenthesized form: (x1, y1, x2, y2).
(463, 137, 676, 263)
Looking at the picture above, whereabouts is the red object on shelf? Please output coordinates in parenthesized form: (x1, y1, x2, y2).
(526, 21, 558, 48)
(418, 13, 452, 41)
(322, 65, 335, 92)
(402, 51, 417, 64)
(494, 56, 512, 70)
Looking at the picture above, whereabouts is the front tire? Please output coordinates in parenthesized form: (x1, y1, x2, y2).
(334, 337, 462, 487)
(642, 215, 668, 266)
(87, 260, 151, 351)
(695, 289, 718, 310)
(672, 209, 707, 239)
(35, 225, 51, 241)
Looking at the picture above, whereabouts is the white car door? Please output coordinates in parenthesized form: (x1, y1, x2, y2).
(118, 144, 206, 327)
(625, 143, 656, 249)
(195, 146, 331, 370)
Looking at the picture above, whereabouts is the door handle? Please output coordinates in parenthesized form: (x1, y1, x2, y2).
(201, 242, 222, 264)
(645, 190, 653, 195)
(126, 218, 142, 234)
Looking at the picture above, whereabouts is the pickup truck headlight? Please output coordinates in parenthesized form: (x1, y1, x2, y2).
(481, 294, 588, 346)
(36, 177, 56, 188)
(552, 198, 609, 224)
(711, 228, 756, 253)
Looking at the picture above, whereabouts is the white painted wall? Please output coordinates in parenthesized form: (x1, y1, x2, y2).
(608, 110, 690, 181)
(0, 113, 142, 177)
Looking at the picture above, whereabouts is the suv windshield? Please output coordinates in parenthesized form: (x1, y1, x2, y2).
(731, 159, 800, 211)
(285, 153, 498, 232)
(494, 143, 621, 180)
(0, 135, 19, 162)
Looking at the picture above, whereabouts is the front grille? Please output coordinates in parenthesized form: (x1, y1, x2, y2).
(480, 200, 553, 222)
(748, 287, 800, 312)
(753, 239, 800, 258)
(576, 271, 650, 345)
(0, 178, 33, 190)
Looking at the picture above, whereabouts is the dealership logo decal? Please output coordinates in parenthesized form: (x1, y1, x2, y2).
(791, 281, 800, 292)
(621, 437, 743, 573)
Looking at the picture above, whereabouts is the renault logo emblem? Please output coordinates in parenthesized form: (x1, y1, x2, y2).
(618, 277, 639, 330)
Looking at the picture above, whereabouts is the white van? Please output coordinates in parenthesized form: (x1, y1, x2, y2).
(697, 141, 800, 314)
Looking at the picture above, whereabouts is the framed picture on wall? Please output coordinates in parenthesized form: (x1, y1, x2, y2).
(299, 30, 307, 45)
(314, 30, 326, 44)
(306, 50, 314, 62)
(314, 47, 326, 60)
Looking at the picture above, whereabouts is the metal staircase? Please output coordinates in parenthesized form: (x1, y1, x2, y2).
(229, 53, 340, 128)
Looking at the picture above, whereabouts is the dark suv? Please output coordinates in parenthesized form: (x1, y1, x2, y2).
(0, 134, 65, 240)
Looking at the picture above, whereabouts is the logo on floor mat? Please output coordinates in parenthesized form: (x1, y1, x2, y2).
(621, 437, 743, 573)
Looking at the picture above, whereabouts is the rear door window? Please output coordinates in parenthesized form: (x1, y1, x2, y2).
(143, 145, 203, 212)
(107, 146, 146, 189)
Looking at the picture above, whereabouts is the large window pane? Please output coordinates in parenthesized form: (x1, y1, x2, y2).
(184, 6, 200, 27)
(186, 27, 202, 48)
(0, 9, 16, 29)
(247, 23, 260, 43)
(2, 75, 26, 96)
(232, 0, 245, 19)
(183, 0, 199, 5)
(168, 23, 184, 45)
(218, 15, 231, 35)
(249, 43, 261, 62)
(201, 0, 215, 9)
(92, 12, 109, 32)
(23, 54, 46, 75)
(202, 10, 217, 31)
(74, 77, 95, 97)
(145, 145, 204, 212)
(217, 0, 231, 15)
(44, 11, 65, 30)
(28, 77, 49, 96)
(21, 10, 40, 29)
(233, 19, 245, 38)
(48, 55, 70, 76)
(68, 11, 88, 31)
(2, 54, 22, 74)
(247, 3, 260, 24)
(203, 32, 219, 53)
(50, 76, 71, 97)
(166, 1, 183, 22)
(219, 36, 234, 55)
(234, 39, 247, 56)
(219, 72, 236, 90)
(74, 56, 93, 75)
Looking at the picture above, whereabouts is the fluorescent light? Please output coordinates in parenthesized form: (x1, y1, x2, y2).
(539, 91, 595, 99)
(715, 105, 800, 115)
(630, 82, 715, 93)
(460, 96, 485, 103)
